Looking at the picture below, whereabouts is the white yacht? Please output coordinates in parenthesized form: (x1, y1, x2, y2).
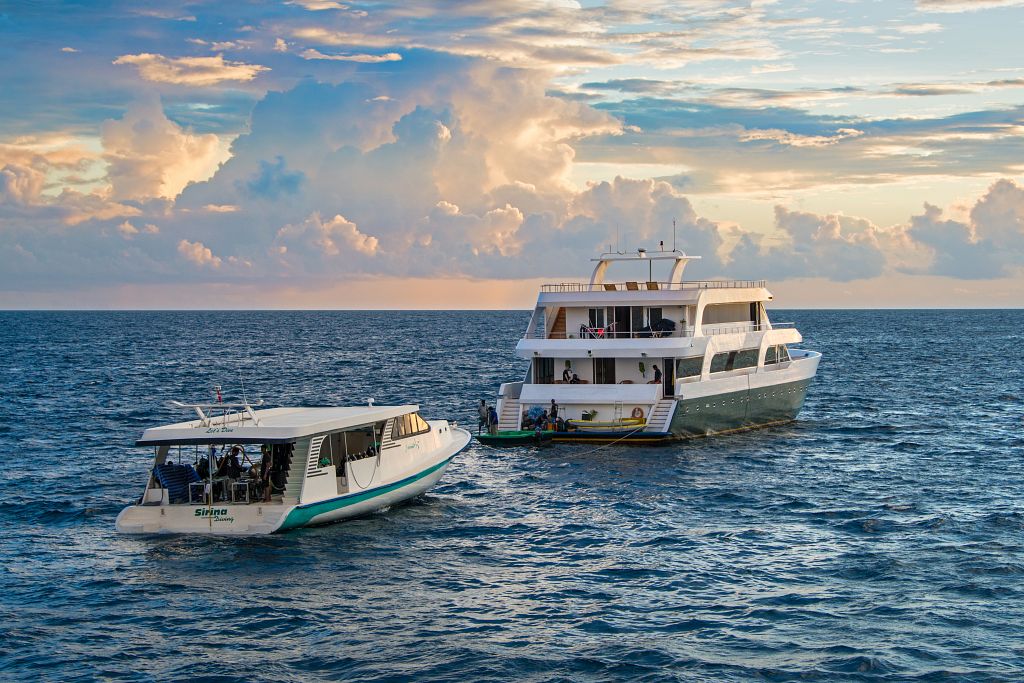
(492, 249, 821, 443)
(116, 399, 471, 535)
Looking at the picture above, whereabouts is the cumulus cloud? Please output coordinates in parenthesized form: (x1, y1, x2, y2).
(274, 213, 379, 266)
(178, 239, 222, 268)
(113, 53, 269, 85)
(101, 98, 230, 200)
(909, 179, 1024, 277)
(0, 164, 45, 204)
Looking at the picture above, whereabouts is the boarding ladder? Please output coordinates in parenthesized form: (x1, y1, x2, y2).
(498, 399, 522, 431)
(645, 399, 677, 433)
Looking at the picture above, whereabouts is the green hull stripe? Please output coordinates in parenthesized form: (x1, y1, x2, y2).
(277, 455, 455, 531)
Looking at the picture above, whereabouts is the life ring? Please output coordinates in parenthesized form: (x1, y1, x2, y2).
(631, 407, 644, 420)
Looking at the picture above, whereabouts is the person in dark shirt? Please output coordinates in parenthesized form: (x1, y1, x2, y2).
(550, 399, 559, 420)
(650, 364, 663, 384)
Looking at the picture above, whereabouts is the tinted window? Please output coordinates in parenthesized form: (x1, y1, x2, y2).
(765, 345, 777, 364)
(392, 412, 431, 439)
(710, 352, 732, 373)
(676, 357, 702, 378)
(734, 349, 758, 369)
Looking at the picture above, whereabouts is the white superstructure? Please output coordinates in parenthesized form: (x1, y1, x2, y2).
(495, 249, 821, 439)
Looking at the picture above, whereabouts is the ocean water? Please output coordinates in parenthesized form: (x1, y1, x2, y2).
(1, 309, 1022, 682)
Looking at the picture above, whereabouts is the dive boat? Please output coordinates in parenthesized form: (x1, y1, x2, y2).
(116, 398, 471, 535)
(492, 248, 821, 442)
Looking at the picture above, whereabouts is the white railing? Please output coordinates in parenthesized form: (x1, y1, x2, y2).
(701, 321, 795, 337)
(540, 279, 766, 293)
(524, 321, 795, 340)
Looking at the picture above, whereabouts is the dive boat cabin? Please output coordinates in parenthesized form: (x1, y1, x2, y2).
(116, 399, 471, 535)
(492, 249, 821, 442)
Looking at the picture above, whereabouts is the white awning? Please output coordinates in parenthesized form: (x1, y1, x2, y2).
(136, 405, 417, 446)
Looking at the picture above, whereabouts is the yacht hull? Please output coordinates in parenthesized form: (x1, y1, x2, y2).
(668, 353, 819, 439)
(669, 376, 812, 438)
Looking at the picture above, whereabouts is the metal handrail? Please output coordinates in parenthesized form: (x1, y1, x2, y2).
(540, 280, 766, 293)
(524, 321, 796, 340)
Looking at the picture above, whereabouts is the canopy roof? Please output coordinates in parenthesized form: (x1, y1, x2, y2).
(136, 405, 417, 446)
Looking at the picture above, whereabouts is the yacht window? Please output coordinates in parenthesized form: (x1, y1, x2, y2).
(734, 349, 759, 369)
(676, 357, 702, 378)
(710, 351, 733, 373)
(392, 412, 431, 440)
(534, 357, 555, 384)
(765, 345, 777, 364)
(630, 306, 645, 333)
(594, 357, 616, 384)
(647, 308, 663, 327)
(778, 345, 791, 362)
(588, 308, 606, 328)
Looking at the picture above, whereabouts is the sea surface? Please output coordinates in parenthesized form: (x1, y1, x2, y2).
(1, 309, 1022, 682)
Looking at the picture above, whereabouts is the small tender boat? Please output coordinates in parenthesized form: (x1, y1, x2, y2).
(567, 417, 645, 431)
(116, 397, 470, 535)
(475, 430, 553, 447)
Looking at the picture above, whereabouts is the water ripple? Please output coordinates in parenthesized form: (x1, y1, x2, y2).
(0, 309, 1023, 681)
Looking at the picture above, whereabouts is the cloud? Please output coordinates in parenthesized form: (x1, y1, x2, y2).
(61, 46, 78, 53)
(299, 49, 402, 62)
(274, 213, 379, 265)
(101, 98, 230, 200)
(908, 179, 1024, 277)
(113, 53, 269, 85)
(177, 239, 222, 268)
(117, 220, 139, 238)
(0, 164, 45, 204)
(287, 0, 349, 9)
(739, 127, 864, 147)
(727, 207, 894, 282)
(916, 0, 1024, 11)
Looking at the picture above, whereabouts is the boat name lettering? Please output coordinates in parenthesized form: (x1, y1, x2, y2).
(195, 508, 229, 517)
(205, 427, 235, 433)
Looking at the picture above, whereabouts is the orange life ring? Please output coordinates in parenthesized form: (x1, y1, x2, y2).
(631, 407, 644, 419)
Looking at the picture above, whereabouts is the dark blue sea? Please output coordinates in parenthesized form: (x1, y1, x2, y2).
(1, 310, 1022, 681)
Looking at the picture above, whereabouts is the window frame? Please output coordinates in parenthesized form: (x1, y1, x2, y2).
(391, 412, 432, 440)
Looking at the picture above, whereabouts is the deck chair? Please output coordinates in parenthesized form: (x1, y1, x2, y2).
(625, 281, 639, 291)
(153, 463, 202, 504)
(603, 283, 617, 291)
(646, 281, 659, 290)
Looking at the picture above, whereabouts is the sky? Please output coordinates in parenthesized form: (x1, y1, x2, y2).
(1, 0, 1022, 309)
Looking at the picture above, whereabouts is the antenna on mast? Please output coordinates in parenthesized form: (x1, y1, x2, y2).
(672, 219, 677, 252)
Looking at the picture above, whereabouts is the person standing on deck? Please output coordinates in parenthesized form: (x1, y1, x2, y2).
(478, 399, 488, 434)
(550, 399, 559, 422)
(488, 405, 499, 435)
